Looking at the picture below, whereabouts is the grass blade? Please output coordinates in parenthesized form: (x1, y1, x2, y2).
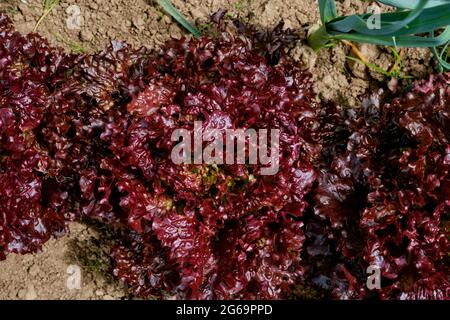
(33, 0, 60, 32)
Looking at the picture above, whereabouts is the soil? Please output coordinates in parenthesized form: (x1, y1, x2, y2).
(0, 0, 436, 300)
(0, 222, 130, 300)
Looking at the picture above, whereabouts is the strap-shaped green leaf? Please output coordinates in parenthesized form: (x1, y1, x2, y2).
(336, 5, 450, 37)
(390, 5, 450, 35)
(158, 0, 201, 37)
(331, 26, 450, 47)
(307, 0, 450, 70)
(318, 0, 338, 23)
(432, 28, 450, 70)
(379, 0, 450, 10)
(328, 0, 428, 35)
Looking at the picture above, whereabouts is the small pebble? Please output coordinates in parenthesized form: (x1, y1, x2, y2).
(80, 29, 94, 42)
(24, 285, 38, 300)
(28, 264, 40, 277)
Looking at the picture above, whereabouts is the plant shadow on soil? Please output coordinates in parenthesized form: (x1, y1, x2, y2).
(63, 220, 133, 300)
(65, 221, 116, 281)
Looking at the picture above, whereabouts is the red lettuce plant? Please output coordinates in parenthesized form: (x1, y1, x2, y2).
(307, 77, 449, 299)
(77, 30, 317, 300)
(0, 15, 79, 259)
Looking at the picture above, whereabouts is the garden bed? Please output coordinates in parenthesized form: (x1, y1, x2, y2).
(0, 0, 447, 300)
